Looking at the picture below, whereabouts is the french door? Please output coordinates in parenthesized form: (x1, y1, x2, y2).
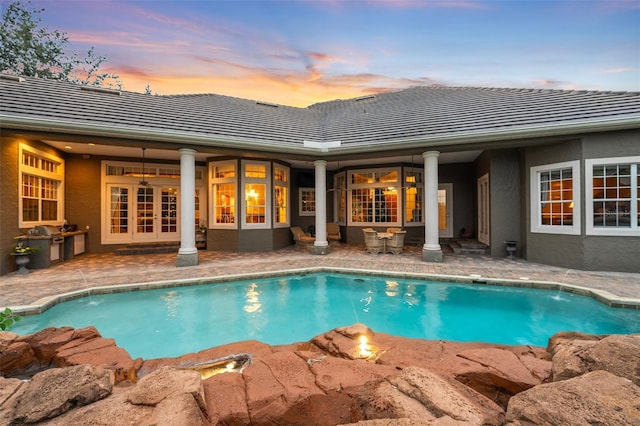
(106, 184, 179, 243)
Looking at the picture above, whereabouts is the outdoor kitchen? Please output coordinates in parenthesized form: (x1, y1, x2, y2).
(16, 225, 87, 269)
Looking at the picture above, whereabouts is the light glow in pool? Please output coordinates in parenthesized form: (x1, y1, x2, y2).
(12, 273, 640, 359)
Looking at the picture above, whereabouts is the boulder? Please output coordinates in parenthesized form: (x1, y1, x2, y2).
(244, 350, 328, 424)
(128, 366, 205, 411)
(203, 369, 251, 425)
(352, 367, 505, 425)
(505, 370, 640, 425)
(2, 364, 113, 424)
(18, 326, 93, 363)
(454, 347, 550, 408)
(53, 333, 141, 383)
(551, 333, 640, 385)
(0, 341, 36, 374)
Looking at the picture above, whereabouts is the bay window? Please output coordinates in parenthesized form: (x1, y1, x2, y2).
(349, 168, 400, 225)
(273, 165, 289, 227)
(211, 161, 237, 228)
(242, 160, 270, 228)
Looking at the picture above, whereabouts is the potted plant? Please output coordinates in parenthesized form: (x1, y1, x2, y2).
(10, 241, 33, 274)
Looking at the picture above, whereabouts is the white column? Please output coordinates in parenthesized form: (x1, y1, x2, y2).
(422, 151, 443, 262)
(177, 148, 199, 266)
(313, 160, 329, 252)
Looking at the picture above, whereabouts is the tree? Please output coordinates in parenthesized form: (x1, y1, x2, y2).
(0, 0, 120, 87)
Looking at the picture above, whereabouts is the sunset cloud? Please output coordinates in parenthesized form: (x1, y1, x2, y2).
(31, 0, 639, 106)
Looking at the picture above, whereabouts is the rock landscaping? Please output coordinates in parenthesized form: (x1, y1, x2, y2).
(1, 325, 638, 425)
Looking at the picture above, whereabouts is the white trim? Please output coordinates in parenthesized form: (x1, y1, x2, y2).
(18, 144, 65, 228)
(530, 160, 581, 235)
(299, 187, 316, 216)
(477, 173, 490, 245)
(209, 160, 238, 230)
(347, 167, 402, 226)
(438, 183, 454, 238)
(241, 160, 271, 229)
(586, 156, 640, 236)
(273, 164, 290, 228)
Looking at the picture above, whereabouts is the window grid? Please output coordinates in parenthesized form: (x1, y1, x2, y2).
(592, 163, 634, 228)
(405, 170, 423, 224)
(530, 160, 580, 235)
(110, 187, 129, 234)
(539, 167, 574, 226)
(299, 188, 316, 216)
(213, 183, 236, 224)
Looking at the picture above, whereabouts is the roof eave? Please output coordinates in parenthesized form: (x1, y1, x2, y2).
(323, 115, 640, 155)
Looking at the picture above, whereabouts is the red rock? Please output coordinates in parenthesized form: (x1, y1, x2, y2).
(203, 370, 250, 425)
(0, 341, 36, 374)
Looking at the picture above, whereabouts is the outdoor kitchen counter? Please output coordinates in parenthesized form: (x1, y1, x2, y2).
(15, 230, 87, 269)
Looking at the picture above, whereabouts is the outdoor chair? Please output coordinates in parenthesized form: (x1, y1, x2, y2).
(290, 226, 315, 245)
(327, 222, 341, 243)
(363, 230, 385, 254)
(385, 230, 407, 255)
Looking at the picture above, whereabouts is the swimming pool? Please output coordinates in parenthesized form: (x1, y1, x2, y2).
(12, 272, 640, 359)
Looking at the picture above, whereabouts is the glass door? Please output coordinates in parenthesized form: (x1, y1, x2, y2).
(133, 185, 180, 241)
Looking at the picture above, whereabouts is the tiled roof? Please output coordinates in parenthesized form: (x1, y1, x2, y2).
(1, 75, 639, 156)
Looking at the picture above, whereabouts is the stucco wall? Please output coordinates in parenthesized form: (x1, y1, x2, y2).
(440, 163, 475, 239)
(489, 149, 521, 258)
(523, 130, 640, 272)
(525, 140, 583, 269)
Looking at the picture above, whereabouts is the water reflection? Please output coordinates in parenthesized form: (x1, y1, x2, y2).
(244, 283, 262, 313)
(161, 290, 181, 317)
(385, 280, 399, 297)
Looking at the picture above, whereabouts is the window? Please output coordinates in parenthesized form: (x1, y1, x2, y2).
(242, 160, 270, 228)
(404, 169, 423, 225)
(586, 157, 640, 236)
(273, 165, 289, 227)
(210, 161, 237, 228)
(299, 188, 316, 216)
(19, 145, 64, 227)
(530, 161, 580, 235)
(348, 168, 400, 225)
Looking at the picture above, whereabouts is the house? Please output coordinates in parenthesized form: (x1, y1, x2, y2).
(1, 74, 639, 275)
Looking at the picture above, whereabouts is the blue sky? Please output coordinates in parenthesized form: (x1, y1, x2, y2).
(13, 0, 640, 106)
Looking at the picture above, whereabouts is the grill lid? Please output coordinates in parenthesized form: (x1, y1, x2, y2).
(28, 225, 62, 236)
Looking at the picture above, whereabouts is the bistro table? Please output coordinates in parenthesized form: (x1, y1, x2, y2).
(376, 232, 393, 252)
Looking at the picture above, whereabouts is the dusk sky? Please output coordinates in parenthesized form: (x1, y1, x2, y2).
(10, 0, 640, 106)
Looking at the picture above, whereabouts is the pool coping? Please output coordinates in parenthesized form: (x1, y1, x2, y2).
(10, 266, 640, 315)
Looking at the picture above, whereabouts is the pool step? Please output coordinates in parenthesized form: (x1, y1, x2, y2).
(115, 242, 180, 255)
(449, 239, 490, 255)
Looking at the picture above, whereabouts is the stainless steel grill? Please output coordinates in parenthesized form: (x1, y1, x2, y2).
(28, 225, 64, 243)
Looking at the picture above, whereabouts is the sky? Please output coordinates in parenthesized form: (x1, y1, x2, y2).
(7, 0, 640, 106)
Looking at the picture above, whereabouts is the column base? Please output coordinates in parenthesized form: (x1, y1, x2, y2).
(176, 252, 199, 267)
(422, 248, 443, 263)
(310, 245, 331, 255)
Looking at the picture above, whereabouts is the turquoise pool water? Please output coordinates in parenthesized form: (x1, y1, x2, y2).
(12, 273, 640, 359)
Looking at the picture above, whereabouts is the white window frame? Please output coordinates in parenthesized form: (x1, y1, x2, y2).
(299, 187, 316, 216)
(347, 167, 402, 226)
(586, 156, 640, 236)
(529, 160, 582, 235)
(530, 160, 581, 235)
(209, 160, 238, 230)
(273, 164, 290, 228)
(403, 168, 424, 227)
(241, 160, 271, 229)
(18, 144, 65, 228)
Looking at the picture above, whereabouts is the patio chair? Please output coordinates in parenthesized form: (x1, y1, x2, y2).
(385, 230, 407, 255)
(327, 222, 341, 243)
(363, 230, 385, 254)
(290, 226, 314, 245)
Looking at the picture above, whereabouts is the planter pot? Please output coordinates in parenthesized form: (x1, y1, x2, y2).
(10, 253, 30, 274)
